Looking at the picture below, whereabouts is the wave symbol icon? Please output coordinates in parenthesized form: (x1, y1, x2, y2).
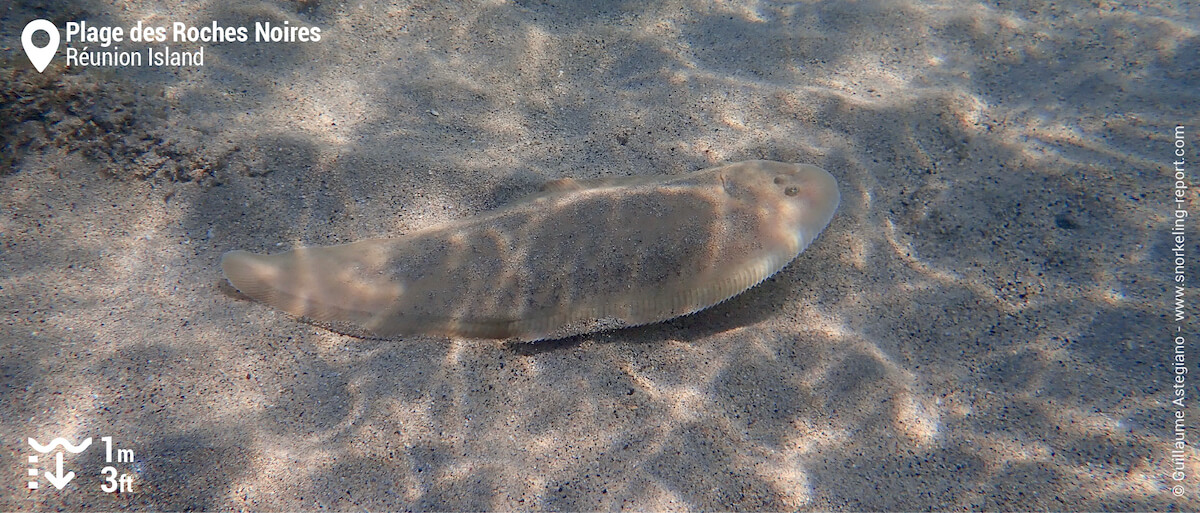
(28, 437, 93, 454)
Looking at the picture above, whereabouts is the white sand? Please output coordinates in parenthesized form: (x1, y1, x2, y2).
(2, 0, 1196, 510)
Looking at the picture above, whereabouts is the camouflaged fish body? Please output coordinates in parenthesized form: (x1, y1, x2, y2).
(221, 160, 839, 341)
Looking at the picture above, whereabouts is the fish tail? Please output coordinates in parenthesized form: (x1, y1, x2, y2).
(220, 246, 402, 331)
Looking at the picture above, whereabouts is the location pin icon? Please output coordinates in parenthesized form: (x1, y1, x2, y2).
(22, 19, 60, 73)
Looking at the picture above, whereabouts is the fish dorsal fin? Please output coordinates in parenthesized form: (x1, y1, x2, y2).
(507, 174, 678, 207)
(502, 178, 586, 207)
(540, 178, 585, 193)
(508, 177, 607, 206)
(537, 175, 664, 195)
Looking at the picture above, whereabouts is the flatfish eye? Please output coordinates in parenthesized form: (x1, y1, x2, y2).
(721, 175, 741, 196)
(784, 186, 799, 196)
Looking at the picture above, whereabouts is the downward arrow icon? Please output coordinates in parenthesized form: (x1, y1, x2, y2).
(44, 452, 75, 490)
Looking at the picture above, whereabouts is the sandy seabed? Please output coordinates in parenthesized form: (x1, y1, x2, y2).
(1, 0, 1198, 510)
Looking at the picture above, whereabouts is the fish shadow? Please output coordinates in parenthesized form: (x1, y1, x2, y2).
(507, 269, 803, 355)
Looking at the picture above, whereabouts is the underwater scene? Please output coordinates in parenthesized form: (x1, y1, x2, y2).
(1, 0, 1197, 510)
